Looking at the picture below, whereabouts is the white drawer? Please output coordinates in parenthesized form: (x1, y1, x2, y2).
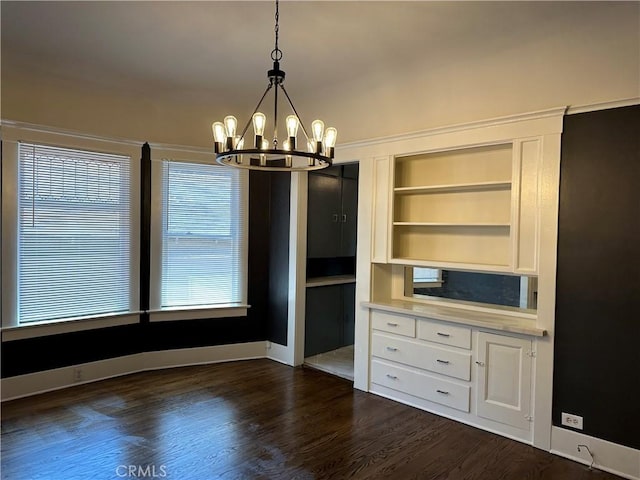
(371, 310, 415, 337)
(371, 359, 470, 412)
(371, 332, 471, 381)
(418, 318, 471, 349)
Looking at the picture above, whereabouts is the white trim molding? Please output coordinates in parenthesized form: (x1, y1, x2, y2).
(0, 341, 268, 401)
(566, 97, 640, 115)
(551, 426, 640, 480)
(265, 341, 290, 365)
(336, 107, 567, 154)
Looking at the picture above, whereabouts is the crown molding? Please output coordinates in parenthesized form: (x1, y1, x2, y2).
(337, 107, 568, 152)
(566, 97, 640, 115)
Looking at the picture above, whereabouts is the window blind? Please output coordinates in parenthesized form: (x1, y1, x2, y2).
(161, 161, 246, 307)
(18, 143, 131, 324)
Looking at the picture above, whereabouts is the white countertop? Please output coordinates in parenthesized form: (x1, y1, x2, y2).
(362, 299, 546, 337)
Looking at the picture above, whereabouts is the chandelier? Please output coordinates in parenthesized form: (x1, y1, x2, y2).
(212, 0, 336, 171)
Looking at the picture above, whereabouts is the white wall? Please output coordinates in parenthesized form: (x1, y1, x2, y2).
(2, 2, 638, 146)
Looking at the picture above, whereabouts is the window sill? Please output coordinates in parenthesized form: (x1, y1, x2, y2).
(1, 312, 142, 342)
(148, 304, 250, 322)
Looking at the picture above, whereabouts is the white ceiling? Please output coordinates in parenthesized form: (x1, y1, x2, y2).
(2, 1, 638, 145)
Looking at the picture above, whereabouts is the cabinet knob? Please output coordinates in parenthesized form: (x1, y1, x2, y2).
(436, 332, 450, 337)
(386, 346, 398, 352)
(436, 389, 449, 395)
(436, 359, 450, 364)
(332, 214, 339, 222)
(475, 361, 485, 367)
(342, 214, 347, 222)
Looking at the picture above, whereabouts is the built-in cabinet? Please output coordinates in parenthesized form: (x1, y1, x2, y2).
(305, 164, 358, 358)
(305, 282, 355, 357)
(368, 308, 535, 440)
(349, 109, 564, 448)
(307, 165, 358, 259)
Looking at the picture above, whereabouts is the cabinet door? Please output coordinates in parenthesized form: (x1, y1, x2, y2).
(341, 282, 356, 346)
(307, 173, 342, 258)
(340, 176, 358, 257)
(476, 332, 532, 431)
(304, 285, 343, 357)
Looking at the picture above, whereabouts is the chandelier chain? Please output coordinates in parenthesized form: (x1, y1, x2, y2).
(271, 0, 283, 62)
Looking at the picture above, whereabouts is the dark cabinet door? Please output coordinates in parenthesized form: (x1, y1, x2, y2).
(305, 283, 356, 357)
(341, 282, 356, 347)
(307, 173, 342, 258)
(340, 177, 358, 257)
(305, 285, 343, 357)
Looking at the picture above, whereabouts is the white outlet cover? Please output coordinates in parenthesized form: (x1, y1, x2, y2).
(561, 412, 583, 430)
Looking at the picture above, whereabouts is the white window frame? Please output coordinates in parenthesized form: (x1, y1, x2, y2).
(148, 146, 249, 322)
(1, 123, 142, 340)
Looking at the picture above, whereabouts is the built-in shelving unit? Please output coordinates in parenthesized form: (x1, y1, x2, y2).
(391, 143, 513, 269)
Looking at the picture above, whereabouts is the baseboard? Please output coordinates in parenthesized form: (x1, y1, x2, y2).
(1, 341, 268, 401)
(550, 426, 640, 480)
(265, 341, 292, 365)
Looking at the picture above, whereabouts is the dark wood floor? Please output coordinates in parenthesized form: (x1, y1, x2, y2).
(1, 359, 620, 480)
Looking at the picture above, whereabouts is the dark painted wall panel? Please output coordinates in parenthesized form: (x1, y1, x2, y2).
(267, 172, 290, 346)
(1, 324, 144, 377)
(246, 170, 271, 341)
(553, 105, 640, 450)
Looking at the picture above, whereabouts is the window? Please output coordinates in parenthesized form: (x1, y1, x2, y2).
(159, 160, 247, 308)
(17, 143, 132, 324)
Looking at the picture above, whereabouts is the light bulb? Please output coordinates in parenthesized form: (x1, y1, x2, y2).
(212, 122, 226, 153)
(252, 112, 266, 136)
(212, 122, 226, 143)
(260, 139, 268, 166)
(311, 119, 324, 142)
(307, 140, 315, 153)
(324, 128, 337, 148)
(324, 127, 337, 159)
(286, 115, 299, 138)
(235, 137, 244, 164)
(224, 115, 237, 138)
(283, 139, 292, 167)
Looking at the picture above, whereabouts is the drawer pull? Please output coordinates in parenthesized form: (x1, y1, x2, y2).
(436, 332, 450, 337)
(386, 346, 398, 352)
(436, 389, 449, 395)
(386, 322, 398, 327)
(386, 374, 398, 380)
(436, 359, 450, 364)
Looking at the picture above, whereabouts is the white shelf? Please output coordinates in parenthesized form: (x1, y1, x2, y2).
(306, 275, 356, 288)
(393, 222, 510, 227)
(394, 181, 511, 194)
(391, 144, 514, 267)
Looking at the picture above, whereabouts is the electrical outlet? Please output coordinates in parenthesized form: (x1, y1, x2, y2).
(562, 412, 583, 430)
(73, 368, 83, 383)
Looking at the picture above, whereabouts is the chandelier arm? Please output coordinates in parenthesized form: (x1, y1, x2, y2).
(279, 83, 311, 142)
(237, 83, 274, 144)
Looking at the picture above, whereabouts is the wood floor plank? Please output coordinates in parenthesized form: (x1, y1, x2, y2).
(1, 359, 620, 480)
